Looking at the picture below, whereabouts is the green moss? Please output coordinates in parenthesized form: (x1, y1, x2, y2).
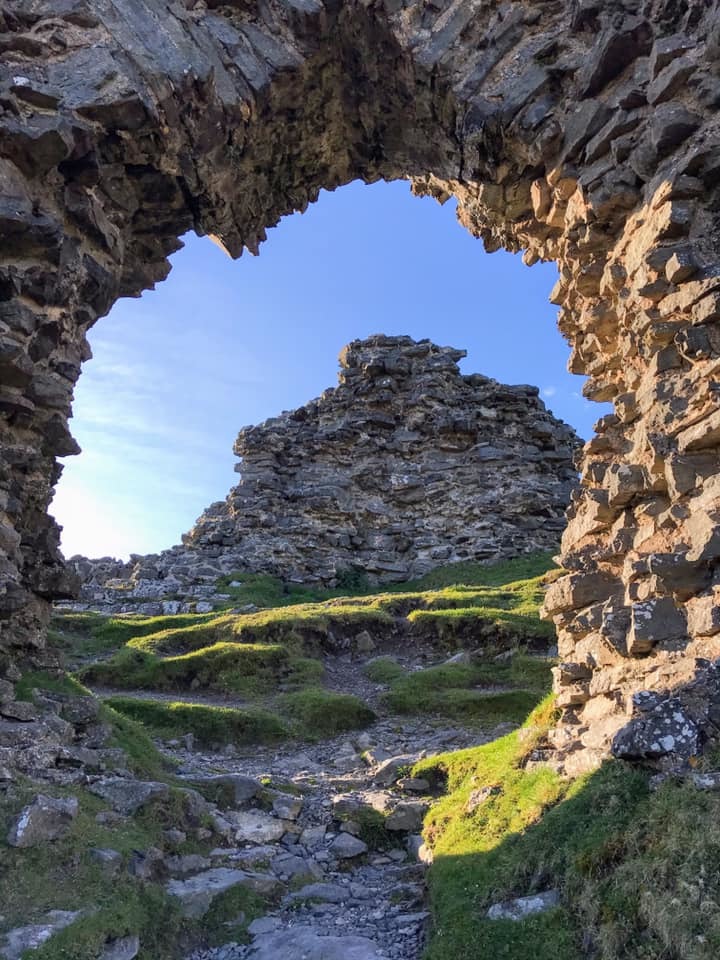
(80, 642, 323, 696)
(384, 655, 552, 722)
(28, 884, 187, 960)
(402, 552, 557, 591)
(91, 612, 221, 647)
(50, 610, 223, 660)
(364, 657, 405, 684)
(105, 696, 288, 747)
(14, 669, 90, 702)
(125, 605, 393, 659)
(101, 702, 173, 779)
(202, 884, 267, 946)
(212, 555, 558, 609)
(354, 808, 393, 851)
(0, 771, 277, 960)
(0, 785, 192, 956)
(215, 572, 334, 609)
(105, 688, 374, 748)
(406, 605, 554, 643)
(278, 687, 376, 739)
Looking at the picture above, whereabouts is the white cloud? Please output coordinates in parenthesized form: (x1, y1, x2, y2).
(542, 386, 557, 397)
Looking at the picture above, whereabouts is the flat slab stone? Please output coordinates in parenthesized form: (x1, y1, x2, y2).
(227, 809, 287, 844)
(186, 773, 262, 806)
(290, 882, 349, 904)
(166, 867, 253, 919)
(88, 778, 169, 815)
(487, 889, 560, 921)
(247, 917, 283, 936)
(246, 928, 384, 960)
(1, 911, 82, 960)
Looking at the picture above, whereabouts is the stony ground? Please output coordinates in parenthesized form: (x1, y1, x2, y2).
(178, 713, 493, 960)
(0, 559, 553, 959)
(95, 654, 510, 960)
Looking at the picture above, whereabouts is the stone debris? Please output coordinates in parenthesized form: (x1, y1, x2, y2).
(290, 882, 349, 904)
(175, 715, 486, 960)
(62, 336, 578, 616)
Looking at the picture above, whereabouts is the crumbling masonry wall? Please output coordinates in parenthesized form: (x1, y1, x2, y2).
(64, 334, 579, 613)
(2, 0, 720, 770)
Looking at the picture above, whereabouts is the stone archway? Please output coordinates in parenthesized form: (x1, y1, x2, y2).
(2, 0, 720, 772)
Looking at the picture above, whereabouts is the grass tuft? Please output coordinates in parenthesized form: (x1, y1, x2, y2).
(383, 654, 552, 722)
(277, 687, 376, 739)
(105, 697, 288, 748)
(81, 642, 323, 696)
(364, 657, 405, 684)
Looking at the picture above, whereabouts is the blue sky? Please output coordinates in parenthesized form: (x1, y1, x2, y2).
(50, 179, 603, 560)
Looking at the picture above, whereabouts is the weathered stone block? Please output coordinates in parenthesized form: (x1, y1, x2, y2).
(7, 795, 78, 847)
(543, 572, 618, 616)
(627, 598, 686, 655)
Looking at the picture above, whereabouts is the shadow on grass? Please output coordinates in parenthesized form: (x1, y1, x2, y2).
(419, 740, 720, 960)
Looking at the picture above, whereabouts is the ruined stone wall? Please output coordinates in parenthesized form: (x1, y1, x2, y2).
(3, 0, 720, 770)
(63, 335, 579, 614)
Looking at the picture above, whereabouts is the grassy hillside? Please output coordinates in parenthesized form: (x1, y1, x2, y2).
(415, 700, 720, 960)
(19, 552, 720, 958)
(56, 555, 558, 749)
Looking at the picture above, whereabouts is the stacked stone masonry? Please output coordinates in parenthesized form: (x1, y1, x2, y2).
(2, 0, 720, 770)
(62, 334, 579, 614)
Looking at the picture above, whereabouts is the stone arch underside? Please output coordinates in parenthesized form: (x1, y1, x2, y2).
(2, 0, 720, 772)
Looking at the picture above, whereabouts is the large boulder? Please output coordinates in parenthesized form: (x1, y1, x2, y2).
(88, 778, 169, 815)
(1, 911, 83, 960)
(99, 936, 140, 960)
(167, 868, 282, 919)
(7, 795, 78, 847)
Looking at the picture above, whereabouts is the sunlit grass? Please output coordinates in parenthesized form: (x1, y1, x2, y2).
(415, 696, 720, 960)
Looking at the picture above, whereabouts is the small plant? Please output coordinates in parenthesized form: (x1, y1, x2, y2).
(355, 808, 392, 851)
(335, 566, 371, 593)
(364, 657, 405, 684)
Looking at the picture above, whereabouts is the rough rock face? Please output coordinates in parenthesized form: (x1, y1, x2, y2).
(2, 0, 720, 770)
(192, 335, 578, 580)
(64, 335, 579, 613)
